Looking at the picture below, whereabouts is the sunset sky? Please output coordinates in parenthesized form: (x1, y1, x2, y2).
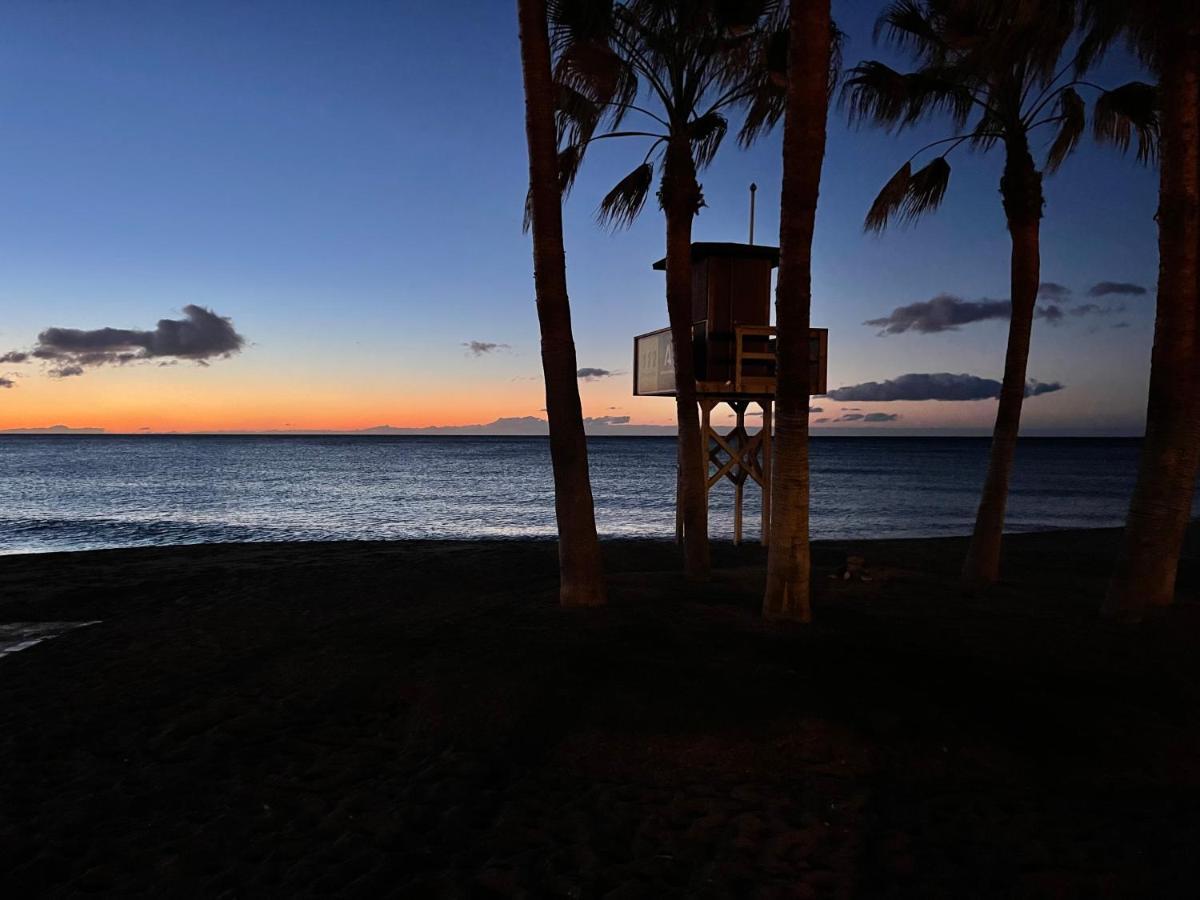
(0, 0, 1159, 435)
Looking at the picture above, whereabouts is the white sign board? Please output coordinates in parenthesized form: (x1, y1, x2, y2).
(634, 328, 675, 396)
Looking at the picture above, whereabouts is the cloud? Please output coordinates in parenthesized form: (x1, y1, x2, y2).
(864, 294, 1011, 335)
(826, 372, 1064, 402)
(0, 351, 29, 364)
(584, 415, 630, 425)
(814, 417, 831, 424)
(825, 411, 901, 423)
(1087, 281, 1147, 297)
(0, 377, 13, 389)
(463, 341, 509, 356)
(1112, 322, 1131, 329)
(809, 406, 823, 413)
(8, 305, 245, 377)
(577, 367, 614, 380)
(1036, 304, 1064, 324)
(1038, 282, 1072, 300)
(864, 412, 899, 422)
(838, 413, 864, 421)
(1068, 302, 1125, 317)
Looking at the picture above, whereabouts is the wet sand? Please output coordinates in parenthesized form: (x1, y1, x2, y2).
(1, 529, 1198, 898)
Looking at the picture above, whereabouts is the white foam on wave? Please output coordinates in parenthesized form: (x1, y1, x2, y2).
(0, 621, 100, 658)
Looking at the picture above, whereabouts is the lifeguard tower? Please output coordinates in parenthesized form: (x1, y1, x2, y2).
(633, 241, 827, 544)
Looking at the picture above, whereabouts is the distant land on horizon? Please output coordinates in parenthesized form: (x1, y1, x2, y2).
(0, 418, 1143, 438)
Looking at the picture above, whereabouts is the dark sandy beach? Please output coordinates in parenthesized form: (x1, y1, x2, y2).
(1, 529, 1199, 898)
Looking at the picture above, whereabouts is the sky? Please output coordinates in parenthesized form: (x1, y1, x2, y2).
(0, 0, 1161, 435)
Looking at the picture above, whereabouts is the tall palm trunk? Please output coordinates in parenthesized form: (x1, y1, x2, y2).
(962, 138, 1043, 588)
(763, 0, 831, 622)
(517, 0, 606, 607)
(661, 137, 710, 581)
(1104, 14, 1200, 620)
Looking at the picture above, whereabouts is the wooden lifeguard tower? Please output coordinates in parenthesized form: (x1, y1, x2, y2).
(633, 242, 828, 544)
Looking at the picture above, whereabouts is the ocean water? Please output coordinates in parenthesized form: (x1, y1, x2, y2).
(0, 435, 1186, 555)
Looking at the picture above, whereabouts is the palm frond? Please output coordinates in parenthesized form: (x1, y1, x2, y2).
(596, 162, 653, 230)
(864, 161, 911, 232)
(522, 136, 586, 235)
(867, 156, 952, 232)
(902, 156, 951, 222)
(555, 82, 601, 148)
(968, 108, 1003, 151)
(1094, 81, 1158, 165)
(843, 61, 974, 131)
(1045, 87, 1085, 172)
(558, 143, 585, 194)
(689, 111, 728, 169)
(875, 1, 943, 60)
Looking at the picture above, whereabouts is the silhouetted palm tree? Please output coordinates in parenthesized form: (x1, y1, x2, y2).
(844, 0, 1154, 588)
(1077, 0, 1198, 619)
(763, 0, 834, 623)
(546, 0, 797, 581)
(518, 0, 607, 607)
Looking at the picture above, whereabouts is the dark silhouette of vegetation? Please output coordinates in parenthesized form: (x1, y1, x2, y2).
(518, 0, 607, 607)
(843, 0, 1155, 588)
(763, 0, 834, 623)
(1077, 0, 1199, 620)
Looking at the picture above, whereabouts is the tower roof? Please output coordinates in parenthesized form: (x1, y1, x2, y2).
(651, 241, 779, 270)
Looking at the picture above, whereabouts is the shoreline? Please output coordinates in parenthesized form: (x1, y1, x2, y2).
(2, 528, 1199, 896)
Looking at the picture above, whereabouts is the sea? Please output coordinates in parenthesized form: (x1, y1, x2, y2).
(0, 435, 1189, 555)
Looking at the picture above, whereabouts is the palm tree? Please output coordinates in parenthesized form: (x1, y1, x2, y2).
(1077, 0, 1199, 619)
(546, 0, 795, 581)
(844, 0, 1154, 589)
(518, 0, 607, 607)
(763, 0, 833, 623)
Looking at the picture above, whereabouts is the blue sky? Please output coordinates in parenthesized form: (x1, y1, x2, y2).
(0, 0, 1160, 434)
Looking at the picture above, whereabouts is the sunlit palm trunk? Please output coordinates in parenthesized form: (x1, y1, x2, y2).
(763, 0, 831, 622)
(517, 0, 606, 607)
(662, 138, 710, 581)
(1104, 17, 1200, 620)
(962, 142, 1043, 589)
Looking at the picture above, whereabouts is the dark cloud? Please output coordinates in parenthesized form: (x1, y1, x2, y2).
(814, 417, 831, 424)
(1087, 281, 1147, 297)
(864, 294, 1011, 335)
(12, 306, 245, 377)
(463, 341, 510, 356)
(584, 415, 630, 425)
(864, 412, 899, 422)
(0, 376, 13, 389)
(1036, 304, 1064, 323)
(838, 413, 864, 422)
(577, 367, 614, 380)
(826, 372, 1064, 402)
(809, 406, 823, 413)
(1038, 282, 1072, 300)
(0, 351, 28, 364)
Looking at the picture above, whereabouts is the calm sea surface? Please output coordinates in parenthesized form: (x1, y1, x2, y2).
(0, 435, 1188, 555)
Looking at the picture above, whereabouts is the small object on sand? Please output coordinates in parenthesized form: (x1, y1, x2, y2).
(832, 555, 870, 582)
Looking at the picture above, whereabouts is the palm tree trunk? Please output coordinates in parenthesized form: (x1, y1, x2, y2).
(962, 140, 1043, 589)
(662, 138, 710, 581)
(516, 0, 606, 607)
(763, 0, 831, 622)
(1104, 15, 1200, 620)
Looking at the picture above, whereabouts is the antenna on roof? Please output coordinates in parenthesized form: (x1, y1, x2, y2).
(748, 183, 757, 244)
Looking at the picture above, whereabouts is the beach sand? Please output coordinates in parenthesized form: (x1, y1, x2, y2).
(1, 529, 1198, 898)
